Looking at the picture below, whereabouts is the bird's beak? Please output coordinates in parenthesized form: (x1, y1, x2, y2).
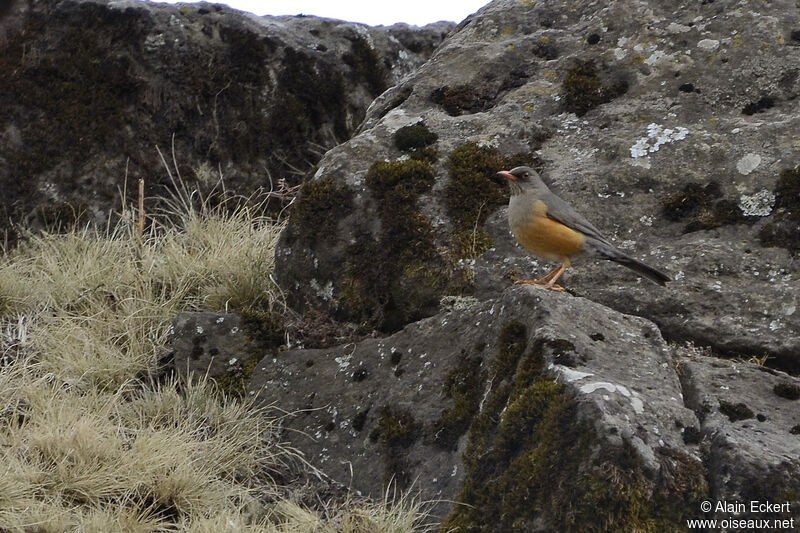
(496, 170, 516, 181)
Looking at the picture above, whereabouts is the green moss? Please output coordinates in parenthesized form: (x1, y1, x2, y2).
(661, 182, 748, 233)
(441, 323, 708, 533)
(352, 407, 370, 432)
(393, 123, 438, 162)
(342, 36, 388, 97)
(445, 143, 539, 258)
(492, 321, 528, 379)
(268, 47, 349, 171)
(718, 400, 755, 422)
(0, 8, 145, 188)
(340, 159, 446, 332)
(773, 382, 800, 401)
(372, 406, 420, 489)
(239, 308, 286, 349)
(429, 354, 485, 450)
(561, 59, 628, 117)
(759, 166, 800, 254)
(431, 84, 496, 116)
(393, 123, 438, 152)
(291, 177, 353, 243)
(365, 160, 435, 200)
(215, 309, 284, 398)
(215, 354, 261, 399)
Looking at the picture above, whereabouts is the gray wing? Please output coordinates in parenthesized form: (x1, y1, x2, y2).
(539, 190, 612, 245)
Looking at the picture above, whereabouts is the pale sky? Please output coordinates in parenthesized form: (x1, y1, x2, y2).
(148, 0, 490, 26)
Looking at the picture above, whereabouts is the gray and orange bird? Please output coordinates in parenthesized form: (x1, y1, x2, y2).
(497, 166, 671, 291)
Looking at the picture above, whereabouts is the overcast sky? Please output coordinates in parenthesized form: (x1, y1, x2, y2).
(148, 0, 490, 26)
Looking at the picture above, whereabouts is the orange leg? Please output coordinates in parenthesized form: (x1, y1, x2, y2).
(515, 258, 570, 291)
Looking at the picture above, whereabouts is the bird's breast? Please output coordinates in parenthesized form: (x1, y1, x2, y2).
(509, 198, 586, 261)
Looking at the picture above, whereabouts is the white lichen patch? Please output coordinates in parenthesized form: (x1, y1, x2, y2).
(736, 153, 761, 175)
(630, 397, 644, 414)
(579, 381, 618, 394)
(639, 214, 654, 226)
(666, 22, 691, 34)
(309, 278, 334, 301)
(630, 123, 689, 158)
(550, 363, 593, 382)
(644, 49, 667, 66)
(334, 354, 352, 372)
(144, 33, 166, 52)
(738, 189, 775, 216)
(697, 38, 720, 51)
(580, 381, 645, 414)
(439, 295, 479, 312)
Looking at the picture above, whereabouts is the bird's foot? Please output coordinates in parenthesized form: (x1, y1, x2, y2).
(514, 279, 566, 292)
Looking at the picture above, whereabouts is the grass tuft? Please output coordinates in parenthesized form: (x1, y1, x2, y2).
(0, 169, 429, 531)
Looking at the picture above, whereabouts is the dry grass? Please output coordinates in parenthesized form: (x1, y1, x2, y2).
(0, 179, 430, 531)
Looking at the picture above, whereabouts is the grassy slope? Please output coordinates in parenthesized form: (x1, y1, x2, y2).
(0, 191, 428, 532)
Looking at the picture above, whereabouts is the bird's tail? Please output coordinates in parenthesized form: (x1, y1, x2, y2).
(592, 242, 671, 286)
(611, 254, 671, 286)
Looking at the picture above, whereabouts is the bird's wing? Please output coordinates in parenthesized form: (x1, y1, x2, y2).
(540, 191, 611, 245)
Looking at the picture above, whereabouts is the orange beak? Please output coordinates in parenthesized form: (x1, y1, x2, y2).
(496, 170, 516, 181)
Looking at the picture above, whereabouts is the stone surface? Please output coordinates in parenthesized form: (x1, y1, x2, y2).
(678, 350, 800, 523)
(247, 286, 799, 529)
(0, 0, 453, 242)
(274, 0, 800, 372)
(171, 311, 282, 395)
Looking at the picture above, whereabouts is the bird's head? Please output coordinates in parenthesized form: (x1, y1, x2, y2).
(496, 166, 547, 196)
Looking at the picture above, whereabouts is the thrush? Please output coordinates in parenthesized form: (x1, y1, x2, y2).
(497, 166, 671, 291)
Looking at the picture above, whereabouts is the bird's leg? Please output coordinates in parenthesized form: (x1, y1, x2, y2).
(542, 262, 568, 291)
(515, 259, 570, 291)
(515, 265, 558, 285)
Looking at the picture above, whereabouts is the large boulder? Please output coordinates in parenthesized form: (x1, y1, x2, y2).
(246, 286, 800, 530)
(274, 0, 800, 373)
(0, 0, 453, 241)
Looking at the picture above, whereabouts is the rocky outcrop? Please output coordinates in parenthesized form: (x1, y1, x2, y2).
(0, 0, 452, 241)
(274, 0, 799, 373)
(242, 287, 799, 529)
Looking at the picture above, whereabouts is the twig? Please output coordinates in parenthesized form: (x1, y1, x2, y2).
(137, 178, 145, 248)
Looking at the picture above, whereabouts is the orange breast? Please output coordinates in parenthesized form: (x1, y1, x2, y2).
(512, 200, 586, 261)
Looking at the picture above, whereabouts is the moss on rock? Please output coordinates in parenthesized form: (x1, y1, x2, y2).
(773, 382, 800, 401)
(429, 353, 485, 450)
(661, 181, 749, 233)
(441, 323, 708, 532)
(445, 143, 539, 258)
(393, 122, 438, 162)
(372, 406, 420, 489)
(718, 400, 755, 422)
(759, 166, 800, 254)
(291, 177, 353, 243)
(561, 59, 628, 117)
(341, 159, 446, 332)
(431, 84, 497, 116)
(214, 309, 285, 398)
(342, 35, 388, 97)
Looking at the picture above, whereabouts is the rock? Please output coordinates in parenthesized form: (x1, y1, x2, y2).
(274, 0, 800, 372)
(678, 350, 800, 523)
(0, 0, 453, 243)
(170, 311, 283, 396)
(248, 286, 798, 529)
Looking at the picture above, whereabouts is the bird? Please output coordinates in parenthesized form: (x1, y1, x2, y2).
(496, 166, 671, 291)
